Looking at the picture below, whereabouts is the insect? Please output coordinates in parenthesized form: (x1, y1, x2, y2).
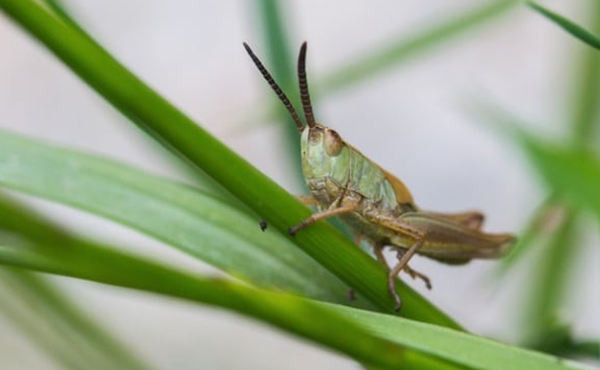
(244, 42, 515, 311)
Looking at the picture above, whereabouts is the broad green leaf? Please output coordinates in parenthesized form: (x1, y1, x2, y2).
(0, 0, 457, 326)
(529, 2, 600, 51)
(0, 241, 589, 370)
(0, 129, 355, 304)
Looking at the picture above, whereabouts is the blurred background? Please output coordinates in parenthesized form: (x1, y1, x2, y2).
(0, 1, 598, 369)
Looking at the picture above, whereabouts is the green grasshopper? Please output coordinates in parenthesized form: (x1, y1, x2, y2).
(244, 42, 515, 311)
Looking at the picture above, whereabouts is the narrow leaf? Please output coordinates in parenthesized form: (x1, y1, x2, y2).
(0, 242, 458, 370)
(320, 0, 519, 94)
(522, 138, 600, 221)
(529, 2, 600, 51)
(0, 269, 151, 370)
(0, 241, 588, 370)
(0, 0, 457, 326)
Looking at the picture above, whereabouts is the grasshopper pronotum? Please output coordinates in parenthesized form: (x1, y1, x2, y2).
(244, 42, 515, 311)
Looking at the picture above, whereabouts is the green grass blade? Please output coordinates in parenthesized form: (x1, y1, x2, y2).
(0, 195, 154, 370)
(564, 0, 600, 145)
(496, 196, 556, 272)
(528, 2, 600, 51)
(0, 241, 590, 370)
(319, 0, 519, 94)
(0, 269, 151, 370)
(521, 208, 581, 340)
(469, 102, 599, 355)
(0, 129, 357, 304)
(254, 0, 303, 182)
(0, 243, 458, 370)
(328, 304, 590, 370)
(521, 139, 600, 221)
(0, 0, 458, 326)
(0, 281, 89, 370)
(0, 184, 452, 370)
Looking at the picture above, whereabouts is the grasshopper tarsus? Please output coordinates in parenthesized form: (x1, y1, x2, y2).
(389, 279, 402, 312)
(423, 278, 432, 290)
(259, 219, 267, 232)
(288, 222, 306, 236)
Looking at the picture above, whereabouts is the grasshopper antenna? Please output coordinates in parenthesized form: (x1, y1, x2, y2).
(243, 42, 305, 132)
(297, 42, 316, 128)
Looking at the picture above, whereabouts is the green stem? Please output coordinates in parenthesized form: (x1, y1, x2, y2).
(0, 242, 464, 370)
(0, 0, 459, 327)
(255, 0, 303, 183)
(319, 0, 519, 94)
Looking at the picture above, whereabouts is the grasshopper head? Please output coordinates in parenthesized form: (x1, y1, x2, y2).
(300, 123, 349, 179)
(244, 41, 349, 180)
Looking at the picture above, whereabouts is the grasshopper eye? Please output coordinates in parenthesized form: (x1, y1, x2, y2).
(324, 129, 343, 156)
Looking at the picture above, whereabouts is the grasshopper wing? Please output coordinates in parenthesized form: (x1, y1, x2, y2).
(391, 212, 515, 262)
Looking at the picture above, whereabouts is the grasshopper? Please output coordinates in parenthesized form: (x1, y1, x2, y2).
(244, 42, 515, 311)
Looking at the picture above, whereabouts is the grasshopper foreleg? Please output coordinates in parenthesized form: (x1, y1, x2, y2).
(297, 194, 320, 206)
(288, 202, 357, 235)
(259, 195, 321, 231)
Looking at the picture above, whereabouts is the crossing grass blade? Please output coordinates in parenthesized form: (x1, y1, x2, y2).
(529, 2, 600, 51)
(0, 240, 589, 370)
(0, 0, 458, 326)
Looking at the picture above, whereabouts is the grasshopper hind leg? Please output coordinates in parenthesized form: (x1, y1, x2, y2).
(387, 238, 425, 311)
(370, 240, 431, 311)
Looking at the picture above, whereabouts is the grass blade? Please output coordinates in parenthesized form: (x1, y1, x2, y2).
(529, 2, 600, 51)
(0, 194, 153, 370)
(0, 241, 590, 370)
(0, 0, 458, 325)
(0, 269, 152, 370)
(254, 0, 303, 181)
(329, 304, 591, 370)
(0, 281, 89, 370)
(0, 242, 458, 370)
(522, 139, 600, 221)
(319, 0, 519, 94)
